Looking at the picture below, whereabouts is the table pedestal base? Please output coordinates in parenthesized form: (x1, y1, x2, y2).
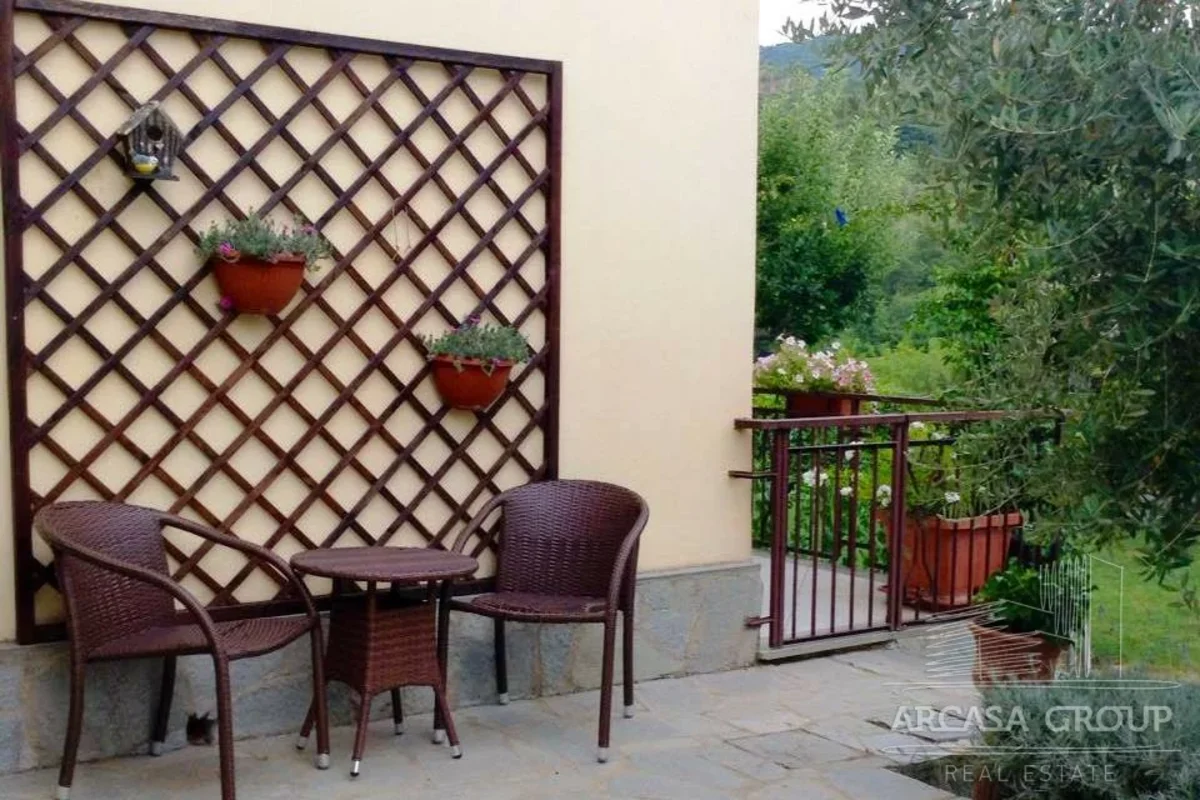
(299, 599, 461, 775)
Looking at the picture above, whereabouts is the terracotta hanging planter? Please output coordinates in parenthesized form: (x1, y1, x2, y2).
(212, 254, 307, 314)
(783, 390, 861, 417)
(430, 356, 514, 410)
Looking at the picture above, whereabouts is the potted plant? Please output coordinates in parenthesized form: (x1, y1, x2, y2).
(969, 561, 1066, 685)
(198, 212, 332, 314)
(753, 337, 874, 416)
(424, 318, 529, 410)
(885, 422, 1021, 609)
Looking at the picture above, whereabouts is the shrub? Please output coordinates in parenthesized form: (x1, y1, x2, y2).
(976, 679, 1200, 799)
(974, 560, 1054, 634)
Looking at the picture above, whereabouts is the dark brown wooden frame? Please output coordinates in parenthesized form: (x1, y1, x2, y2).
(1, 0, 563, 644)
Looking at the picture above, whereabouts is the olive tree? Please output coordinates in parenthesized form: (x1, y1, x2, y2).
(803, 0, 1200, 586)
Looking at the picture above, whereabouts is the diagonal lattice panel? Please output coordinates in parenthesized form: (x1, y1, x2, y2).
(1, 1, 561, 643)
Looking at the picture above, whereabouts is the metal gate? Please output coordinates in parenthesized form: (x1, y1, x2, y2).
(734, 402, 1056, 657)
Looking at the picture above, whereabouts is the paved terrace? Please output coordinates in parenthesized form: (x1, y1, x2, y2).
(0, 643, 973, 800)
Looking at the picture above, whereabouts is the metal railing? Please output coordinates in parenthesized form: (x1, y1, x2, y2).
(733, 402, 1044, 651)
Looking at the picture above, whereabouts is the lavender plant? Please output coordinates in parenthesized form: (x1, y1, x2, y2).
(197, 212, 332, 270)
(424, 317, 529, 364)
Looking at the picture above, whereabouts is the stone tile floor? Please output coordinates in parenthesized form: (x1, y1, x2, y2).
(0, 643, 973, 799)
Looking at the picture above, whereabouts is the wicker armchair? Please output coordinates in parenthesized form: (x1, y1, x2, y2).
(35, 502, 330, 800)
(441, 480, 649, 762)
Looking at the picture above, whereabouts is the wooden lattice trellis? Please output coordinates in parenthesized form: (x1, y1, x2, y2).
(0, 0, 561, 643)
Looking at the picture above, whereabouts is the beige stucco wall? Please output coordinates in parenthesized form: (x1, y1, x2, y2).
(0, 0, 758, 640)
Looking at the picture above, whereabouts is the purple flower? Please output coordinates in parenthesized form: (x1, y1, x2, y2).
(301, 224, 317, 236)
(217, 241, 238, 259)
(218, 295, 235, 312)
(835, 207, 849, 228)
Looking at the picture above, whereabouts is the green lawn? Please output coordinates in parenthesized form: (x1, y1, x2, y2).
(1089, 543, 1199, 679)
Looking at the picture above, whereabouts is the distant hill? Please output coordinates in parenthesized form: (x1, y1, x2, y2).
(759, 39, 832, 77)
(759, 37, 937, 155)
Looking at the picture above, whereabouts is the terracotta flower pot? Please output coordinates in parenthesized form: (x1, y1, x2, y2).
(885, 512, 1019, 609)
(970, 620, 1064, 685)
(212, 254, 307, 314)
(783, 391, 861, 417)
(430, 355, 513, 410)
(972, 775, 1001, 800)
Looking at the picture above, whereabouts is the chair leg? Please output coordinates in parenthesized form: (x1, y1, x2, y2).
(597, 617, 617, 763)
(622, 607, 635, 718)
(296, 702, 314, 749)
(390, 689, 404, 735)
(56, 657, 86, 800)
(213, 656, 236, 800)
(309, 626, 330, 769)
(494, 618, 509, 704)
(350, 693, 372, 778)
(150, 655, 176, 755)
(433, 687, 462, 758)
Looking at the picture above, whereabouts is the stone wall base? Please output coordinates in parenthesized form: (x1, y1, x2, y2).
(0, 559, 760, 774)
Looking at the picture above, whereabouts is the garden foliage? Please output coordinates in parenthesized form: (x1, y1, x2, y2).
(807, 0, 1200, 585)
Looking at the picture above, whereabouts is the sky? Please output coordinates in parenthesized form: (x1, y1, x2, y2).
(759, 0, 828, 45)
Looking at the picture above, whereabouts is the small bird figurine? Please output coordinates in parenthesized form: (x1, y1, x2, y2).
(131, 153, 159, 175)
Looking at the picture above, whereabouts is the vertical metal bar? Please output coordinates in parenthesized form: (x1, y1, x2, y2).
(830, 432, 842, 635)
(887, 421, 909, 631)
(810, 428, 823, 638)
(867, 447, 879, 627)
(981, 513, 994, 606)
(847, 436, 860, 631)
(767, 428, 789, 650)
(789, 430, 802, 643)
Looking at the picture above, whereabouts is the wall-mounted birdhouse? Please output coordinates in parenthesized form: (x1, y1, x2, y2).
(117, 101, 182, 181)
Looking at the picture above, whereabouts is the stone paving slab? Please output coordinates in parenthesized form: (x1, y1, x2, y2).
(0, 645, 961, 799)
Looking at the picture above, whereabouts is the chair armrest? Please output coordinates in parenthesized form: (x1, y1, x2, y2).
(605, 502, 650, 615)
(449, 492, 508, 556)
(159, 513, 318, 620)
(52, 540, 224, 655)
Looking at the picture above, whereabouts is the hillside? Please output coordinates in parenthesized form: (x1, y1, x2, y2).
(759, 39, 831, 76)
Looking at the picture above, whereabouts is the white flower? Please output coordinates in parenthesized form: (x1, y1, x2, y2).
(839, 486, 853, 497)
(944, 491, 962, 505)
(875, 485, 892, 507)
(785, 336, 797, 346)
(910, 421, 926, 431)
(777, 367, 787, 375)
(844, 449, 857, 462)
(830, 341, 841, 350)
(802, 469, 831, 487)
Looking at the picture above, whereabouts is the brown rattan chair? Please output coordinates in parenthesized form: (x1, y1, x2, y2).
(441, 480, 649, 762)
(35, 501, 330, 800)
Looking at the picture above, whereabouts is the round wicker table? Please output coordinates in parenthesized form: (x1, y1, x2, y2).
(290, 547, 477, 777)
